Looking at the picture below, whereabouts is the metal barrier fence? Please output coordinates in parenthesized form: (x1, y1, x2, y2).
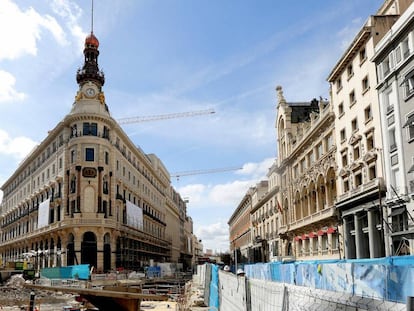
(218, 270, 248, 311)
(249, 278, 286, 311)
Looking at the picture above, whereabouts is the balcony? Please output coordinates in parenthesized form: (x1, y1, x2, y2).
(289, 206, 336, 232)
(278, 225, 288, 237)
(337, 178, 382, 205)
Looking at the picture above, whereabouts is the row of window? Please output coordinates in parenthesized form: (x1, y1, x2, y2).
(335, 44, 368, 89)
(2, 134, 65, 198)
(378, 35, 411, 81)
(296, 234, 337, 255)
(70, 122, 110, 139)
(292, 133, 334, 179)
(1, 205, 62, 242)
(342, 163, 377, 192)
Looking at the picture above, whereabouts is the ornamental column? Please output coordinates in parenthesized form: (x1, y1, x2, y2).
(354, 213, 362, 259)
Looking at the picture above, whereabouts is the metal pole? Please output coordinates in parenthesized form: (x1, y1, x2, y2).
(407, 296, 414, 311)
(29, 291, 35, 311)
(234, 248, 238, 273)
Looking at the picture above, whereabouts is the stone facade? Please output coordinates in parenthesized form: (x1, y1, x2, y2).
(373, 2, 414, 256)
(248, 181, 270, 263)
(327, 2, 412, 259)
(228, 185, 254, 264)
(275, 87, 339, 260)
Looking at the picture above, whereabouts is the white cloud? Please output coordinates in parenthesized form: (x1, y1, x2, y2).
(0, 0, 67, 61)
(209, 180, 253, 207)
(50, 0, 85, 48)
(195, 221, 230, 253)
(0, 129, 37, 159)
(0, 71, 25, 102)
(238, 157, 275, 178)
(181, 157, 275, 252)
(177, 184, 206, 205)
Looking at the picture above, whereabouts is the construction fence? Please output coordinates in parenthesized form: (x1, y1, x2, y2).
(194, 256, 412, 310)
(244, 255, 414, 303)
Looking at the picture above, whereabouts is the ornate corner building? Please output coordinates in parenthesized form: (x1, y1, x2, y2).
(0, 32, 195, 272)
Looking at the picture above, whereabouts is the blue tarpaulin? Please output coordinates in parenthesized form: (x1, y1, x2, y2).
(41, 264, 90, 280)
(209, 264, 219, 310)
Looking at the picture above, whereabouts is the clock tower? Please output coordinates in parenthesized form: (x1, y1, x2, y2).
(70, 29, 109, 116)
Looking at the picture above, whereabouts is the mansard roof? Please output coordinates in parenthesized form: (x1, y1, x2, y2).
(287, 99, 319, 123)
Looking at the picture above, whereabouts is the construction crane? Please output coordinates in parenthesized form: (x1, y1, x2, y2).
(171, 166, 242, 181)
(117, 108, 215, 125)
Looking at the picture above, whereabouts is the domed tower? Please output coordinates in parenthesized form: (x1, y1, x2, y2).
(70, 30, 110, 116)
(76, 32, 105, 88)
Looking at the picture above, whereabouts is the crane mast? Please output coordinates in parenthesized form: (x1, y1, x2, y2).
(117, 108, 215, 125)
(171, 166, 242, 179)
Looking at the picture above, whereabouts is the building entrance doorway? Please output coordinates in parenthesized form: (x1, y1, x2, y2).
(67, 233, 75, 266)
(81, 231, 97, 269)
(103, 233, 111, 272)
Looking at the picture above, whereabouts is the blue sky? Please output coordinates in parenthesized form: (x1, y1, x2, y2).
(0, 0, 383, 253)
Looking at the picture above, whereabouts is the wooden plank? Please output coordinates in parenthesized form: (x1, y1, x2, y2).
(24, 284, 168, 301)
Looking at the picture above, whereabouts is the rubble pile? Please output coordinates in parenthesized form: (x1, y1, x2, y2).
(0, 274, 77, 310)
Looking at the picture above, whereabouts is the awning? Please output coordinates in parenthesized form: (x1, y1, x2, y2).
(308, 232, 317, 238)
(302, 234, 309, 240)
(294, 236, 302, 241)
(317, 229, 326, 236)
(390, 206, 406, 217)
(327, 227, 337, 234)
(403, 114, 414, 128)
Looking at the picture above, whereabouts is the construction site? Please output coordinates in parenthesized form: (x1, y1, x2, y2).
(0, 262, 205, 311)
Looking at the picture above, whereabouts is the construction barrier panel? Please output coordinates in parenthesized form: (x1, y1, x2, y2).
(249, 278, 285, 311)
(196, 263, 407, 310)
(209, 264, 219, 310)
(387, 256, 414, 302)
(244, 255, 414, 303)
(218, 270, 248, 311)
(203, 263, 212, 307)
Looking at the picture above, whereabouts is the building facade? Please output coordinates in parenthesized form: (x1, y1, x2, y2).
(373, 1, 414, 256)
(228, 185, 254, 264)
(0, 32, 194, 272)
(326, 7, 405, 259)
(248, 181, 270, 263)
(228, 0, 414, 264)
(275, 87, 339, 260)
